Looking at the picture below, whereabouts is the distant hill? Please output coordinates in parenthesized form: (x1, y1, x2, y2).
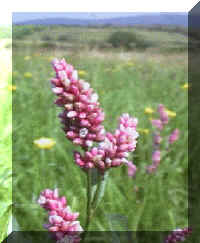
(14, 13, 188, 27)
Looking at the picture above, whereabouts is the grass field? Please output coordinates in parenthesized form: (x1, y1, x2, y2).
(0, 36, 12, 242)
(10, 24, 189, 242)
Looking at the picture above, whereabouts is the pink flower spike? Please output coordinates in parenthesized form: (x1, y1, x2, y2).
(38, 189, 83, 242)
(165, 227, 192, 243)
(169, 128, 180, 144)
(127, 162, 137, 177)
(151, 119, 163, 130)
(153, 133, 162, 145)
(152, 150, 161, 164)
(158, 104, 169, 125)
(51, 58, 105, 149)
(146, 165, 157, 174)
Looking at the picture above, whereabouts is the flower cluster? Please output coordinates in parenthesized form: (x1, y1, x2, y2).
(74, 114, 139, 173)
(169, 128, 179, 145)
(165, 227, 192, 243)
(147, 104, 179, 173)
(127, 161, 137, 177)
(151, 104, 169, 131)
(51, 59, 139, 173)
(51, 58, 105, 149)
(147, 150, 161, 173)
(38, 189, 83, 242)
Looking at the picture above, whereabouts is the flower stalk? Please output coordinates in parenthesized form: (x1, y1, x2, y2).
(91, 171, 109, 212)
(85, 169, 92, 232)
(44, 58, 139, 242)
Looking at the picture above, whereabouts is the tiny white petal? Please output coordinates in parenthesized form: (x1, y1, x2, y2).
(105, 158, 112, 164)
(86, 140, 93, 147)
(83, 81, 90, 90)
(38, 196, 46, 204)
(66, 206, 72, 212)
(72, 70, 78, 80)
(67, 111, 77, 118)
(79, 128, 88, 138)
(123, 152, 129, 157)
(99, 128, 106, 135)
(91, 93, 98, 103)
(121, 158, 128, 164)
(58, 70, 68, 80)
(63, 78, 71, 87)
(99, 142, 105, 148)
(119, 124, 125, 131)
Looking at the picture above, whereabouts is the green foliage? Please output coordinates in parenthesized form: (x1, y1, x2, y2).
(57, 34, 70, 41)
(12, 25, 44, 40)
(12, 43, 188, 236)
(40, 41, 57, 49)
(41, 34, 53, 41)
(12, 25, 188, 53)
(0, 26, 11, 39)
(107, 31, 151, 49)
(0, 40, 12, 241)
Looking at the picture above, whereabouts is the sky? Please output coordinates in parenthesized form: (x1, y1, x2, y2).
(12, 12, 187, 24)
(0, 0, 199, 25)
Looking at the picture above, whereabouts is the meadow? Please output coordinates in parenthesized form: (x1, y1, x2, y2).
(11, 25, 189, 242)
(0, 35, 12, 242)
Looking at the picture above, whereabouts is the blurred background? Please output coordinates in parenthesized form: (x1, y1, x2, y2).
(0, 26, 12, 242)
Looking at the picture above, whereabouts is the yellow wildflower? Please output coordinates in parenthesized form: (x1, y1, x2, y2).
(47, 56, 55, 61)
(126, 61, 134, 67)
(24, 56, 31, 61)
(24, 72, 32, 78)
(143, 129, 149, 135)
(144, 107, 154, 115)
(182, 83, 189, 90)
(112, 66, 121, 72)
(165, 109, 176, 118)
(138, 128, 150, 135)
(78, 70, 87, 77)
(34, 137, 56, 149)
(8, 85, 16, 91)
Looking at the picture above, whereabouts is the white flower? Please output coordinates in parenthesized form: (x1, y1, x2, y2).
(38, 195, 46, 205)
(79, 128, 88, 138)
(58, 70, 68, 80)
(99, 128, 106, 135)
(105, 157, 112, 164)
(72, 70, 78, 80)
(123, 152, 129, 157)
(99, 137, 113, 150)
(66, 206, 72, 213)
(90, 93, 98, 103)
(80, 80, 90, 90)
(67, 111, 77, 118)
(49, 215, 63, 224)
(86, 140, 93, 147)
(121, 158, 128, 164)
(62, 78, 71, 87)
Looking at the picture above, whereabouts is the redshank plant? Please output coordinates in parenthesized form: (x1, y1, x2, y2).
(38, 58, 139, 242)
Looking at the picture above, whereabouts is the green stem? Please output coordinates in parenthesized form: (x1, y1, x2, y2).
(91, 173, 101, 211)
(92, 170, 109, 212)
(82, 169, 93, 243)
(85, 169, 92, 232)
(82, 170, 109, 242)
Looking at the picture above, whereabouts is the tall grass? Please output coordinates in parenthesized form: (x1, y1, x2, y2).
(12, 43, 188, 234)
(0, 38, 12, 242)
